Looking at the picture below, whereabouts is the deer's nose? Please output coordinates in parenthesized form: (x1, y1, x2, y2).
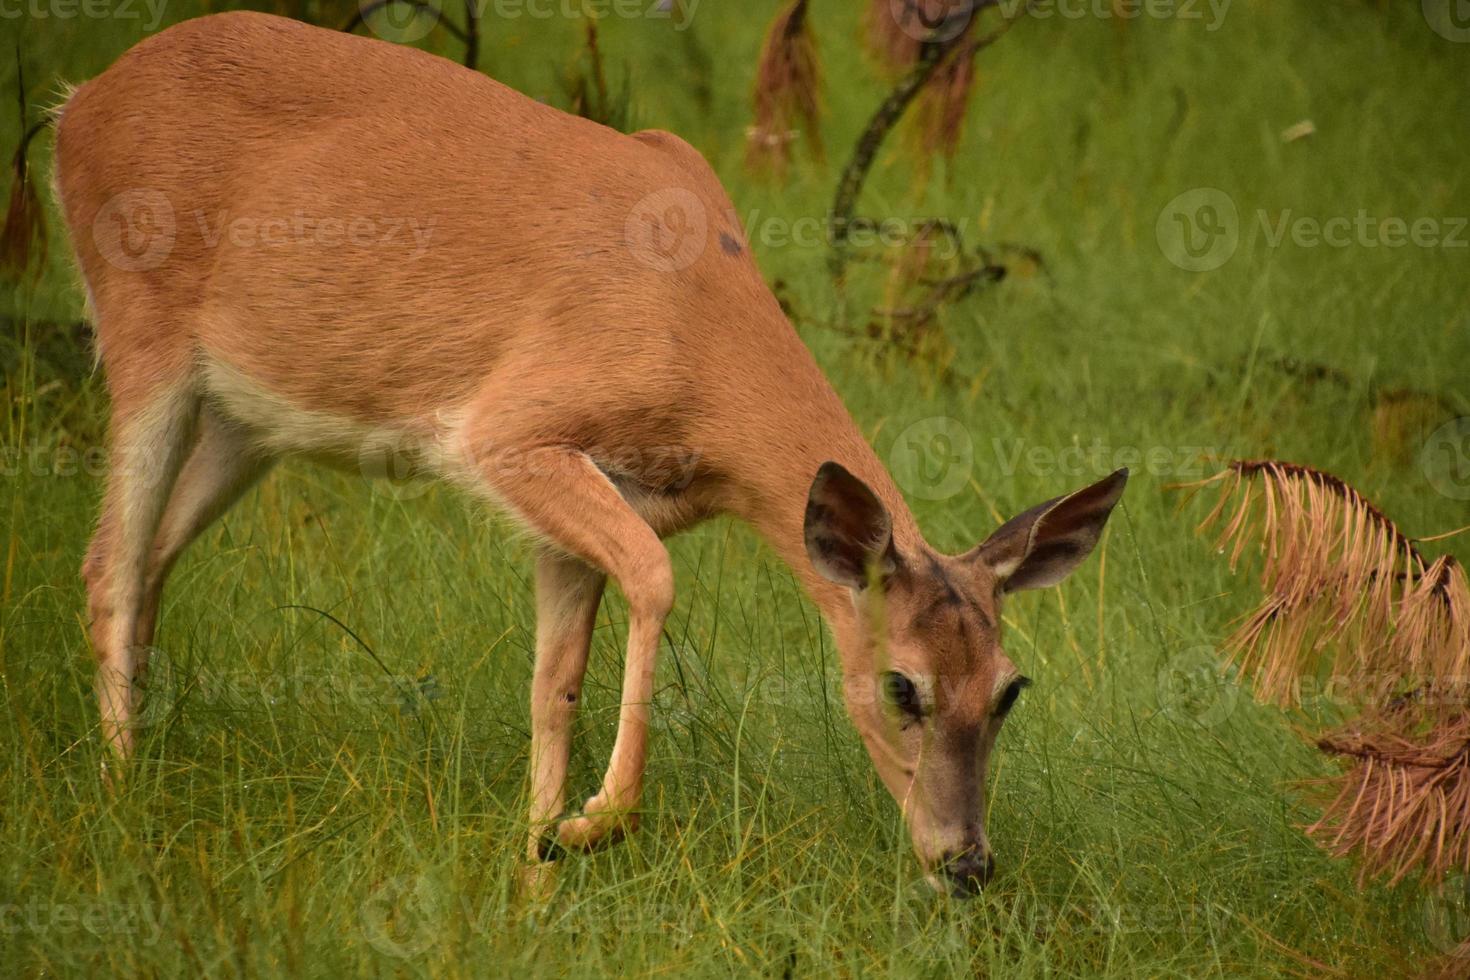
(941, 848, 995, 897)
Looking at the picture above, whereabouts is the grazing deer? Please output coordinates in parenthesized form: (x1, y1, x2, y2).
(54, 12, 1125, 895)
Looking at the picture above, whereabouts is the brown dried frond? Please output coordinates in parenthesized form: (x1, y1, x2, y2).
(913, 31, 981, 159)
(3, 55, 46, 282)
(0, 141, 46, 281)
(866, 0, 977, 72)
(865, 0, 921, 70)
(1310, 707, 1470, 885)
(747, 0, 824, 178)
(1179, 460, 1470, 706)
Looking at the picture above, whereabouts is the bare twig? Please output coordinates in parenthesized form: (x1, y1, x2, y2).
(828, 0, 1021, 279)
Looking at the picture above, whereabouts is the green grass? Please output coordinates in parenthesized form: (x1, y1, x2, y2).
(3, 1, 1469, 975)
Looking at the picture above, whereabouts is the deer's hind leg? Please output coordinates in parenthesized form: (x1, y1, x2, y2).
(84, 380, 199, 762)
(135, 407, 272, 651)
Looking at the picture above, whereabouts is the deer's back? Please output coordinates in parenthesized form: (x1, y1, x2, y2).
(55, 12, 776, 434)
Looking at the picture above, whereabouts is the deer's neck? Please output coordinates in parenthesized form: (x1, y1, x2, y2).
(710, 326, 924, 633)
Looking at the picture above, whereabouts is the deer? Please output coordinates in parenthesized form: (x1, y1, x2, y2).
(52, 11, 1126, 896)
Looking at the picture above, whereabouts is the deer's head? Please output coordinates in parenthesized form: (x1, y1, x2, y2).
(803, 463, 1128, 895)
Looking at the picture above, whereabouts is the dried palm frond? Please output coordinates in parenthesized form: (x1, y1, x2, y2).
(912, 31, 981, 160)
(865, 0, 922, 70)
(1178, 460, 1470, 707)
(0, 139, 45, 281)
(2, 56, 46, 282)
(867, 0, 983, 160)
(746, 0, 823, 177)
(1178, 458, 1470, 885)
(563, 19, 633, 132)
(866, 0, 977, 72)
(1310, 704, 1470, 884)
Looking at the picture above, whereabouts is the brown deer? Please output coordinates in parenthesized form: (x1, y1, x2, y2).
(53, 12, 1126, 895)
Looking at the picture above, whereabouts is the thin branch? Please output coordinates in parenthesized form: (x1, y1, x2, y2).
(463, 0, 479, 69)
(828, 1, 1022, 280)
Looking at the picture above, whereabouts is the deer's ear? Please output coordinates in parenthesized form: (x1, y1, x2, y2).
(971, 469, 1128, 593)
(804, 462, 898, 591)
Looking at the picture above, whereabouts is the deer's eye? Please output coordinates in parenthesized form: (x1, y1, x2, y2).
(995, 676, 1031, 718)
(882, 671, 924, 720)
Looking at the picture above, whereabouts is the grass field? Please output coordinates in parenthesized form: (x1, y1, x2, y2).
(3, 1, 1469, 975)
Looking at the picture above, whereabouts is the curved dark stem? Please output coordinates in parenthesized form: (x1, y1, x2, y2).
(463, 0, 480, 69)
(827, 1, 1021, 281)
(18, 119, 46, 161)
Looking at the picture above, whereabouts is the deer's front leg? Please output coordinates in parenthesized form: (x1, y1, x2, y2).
(470, 440, 672, 853)
(527, 550, 605, 861)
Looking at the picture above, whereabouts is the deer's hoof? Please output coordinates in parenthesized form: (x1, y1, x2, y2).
(555, 795, 639, 851)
